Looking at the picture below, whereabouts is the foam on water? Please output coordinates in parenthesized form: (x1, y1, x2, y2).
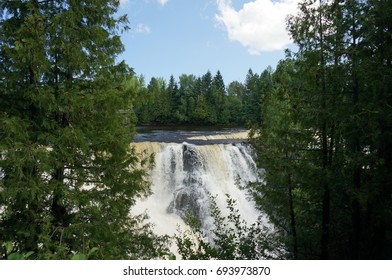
(131, 140, 263, 237)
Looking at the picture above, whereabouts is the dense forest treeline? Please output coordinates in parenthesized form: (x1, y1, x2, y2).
(131, 69, 271, 126)
(1, 0, 391, 260)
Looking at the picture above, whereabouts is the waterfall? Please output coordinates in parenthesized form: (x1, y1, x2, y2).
(132, 141, 261, 238)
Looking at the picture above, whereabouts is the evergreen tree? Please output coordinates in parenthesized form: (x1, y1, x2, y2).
(251, 60, 302, 259)
(145, 77, 171, 124)
(0, 0, 169, 259)
(252, 0, 392, 259)
(227, 81, 246, 124)
(212, 71, 227, 124)
(167, 75, 179, 123)
(244, 69, 261, 124)
(176, 74, 197, 123)
(192, 92, 209, 124)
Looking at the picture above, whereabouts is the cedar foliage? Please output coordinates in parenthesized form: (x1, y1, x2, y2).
(252, 0, 392, 259)
(0, 0, 169, 259)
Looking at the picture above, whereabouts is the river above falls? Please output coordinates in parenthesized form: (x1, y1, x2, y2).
(133, 126, 250, 145)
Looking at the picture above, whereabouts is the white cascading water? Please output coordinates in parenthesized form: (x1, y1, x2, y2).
(131, 140, 263, 238)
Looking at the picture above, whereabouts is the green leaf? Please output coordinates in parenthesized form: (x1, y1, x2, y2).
(8, 253, 23, 260)
(87, 247, 99, 258)
(71, 253, 86, 260)
(4, 242, 13, 255)
(23, 251, 34, 259)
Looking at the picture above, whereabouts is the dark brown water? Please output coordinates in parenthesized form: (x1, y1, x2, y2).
(133, 126, 249, 145)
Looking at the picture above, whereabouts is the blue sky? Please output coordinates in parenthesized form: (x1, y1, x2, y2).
(117, 0, 300, 84)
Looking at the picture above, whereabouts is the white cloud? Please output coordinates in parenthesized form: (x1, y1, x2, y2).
(157, 0, 169, 6)
(215, 0, 300, 54)
(135, 23, 151, 34)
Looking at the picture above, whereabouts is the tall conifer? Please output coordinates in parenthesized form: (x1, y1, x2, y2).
(0, 0, 168, 259)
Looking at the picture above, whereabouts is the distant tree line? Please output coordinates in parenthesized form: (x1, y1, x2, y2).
(132, 69, 273, 126)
